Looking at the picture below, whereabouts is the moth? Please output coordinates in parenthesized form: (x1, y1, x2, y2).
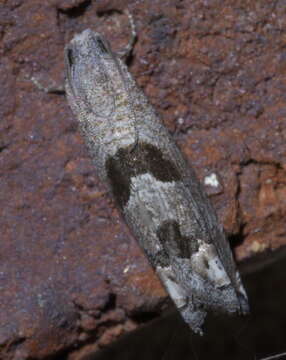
(64, 29, 249, 334)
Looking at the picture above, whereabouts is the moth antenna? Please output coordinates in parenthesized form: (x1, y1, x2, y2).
(116, 9, 137, 60)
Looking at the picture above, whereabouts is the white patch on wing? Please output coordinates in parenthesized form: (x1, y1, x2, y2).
(124, 173, 181, 255)
(190, 241, 231, 288)
(127, 173, 179, 227)
(156, 265, 187, 309)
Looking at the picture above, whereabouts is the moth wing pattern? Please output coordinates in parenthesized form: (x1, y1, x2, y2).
(119, 135, 248, 333)
(64, 29, 249, 334)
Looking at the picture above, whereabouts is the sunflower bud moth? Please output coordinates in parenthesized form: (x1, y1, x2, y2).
(64, 29, 249, 334)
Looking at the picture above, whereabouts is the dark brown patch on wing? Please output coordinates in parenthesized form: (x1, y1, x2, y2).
(157, 221, 199, 259)
(150, 249, 170, 268)
(105, 142, 181, 208)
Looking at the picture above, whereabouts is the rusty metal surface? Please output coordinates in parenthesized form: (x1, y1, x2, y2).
(0, 0, 285, 358)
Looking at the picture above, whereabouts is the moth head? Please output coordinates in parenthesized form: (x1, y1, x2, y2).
(64, 30, 116, 119)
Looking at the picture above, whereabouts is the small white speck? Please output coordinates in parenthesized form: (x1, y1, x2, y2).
(37, 294, 45, 308)
(177, 117, 184, 125)
(123, 265, 130, 274)
(204, 173, 220, 188)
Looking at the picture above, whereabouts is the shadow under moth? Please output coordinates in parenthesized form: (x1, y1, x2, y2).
(64, 29, 249, 334)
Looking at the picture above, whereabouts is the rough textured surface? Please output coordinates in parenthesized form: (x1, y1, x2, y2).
(0, 0, 285, 359)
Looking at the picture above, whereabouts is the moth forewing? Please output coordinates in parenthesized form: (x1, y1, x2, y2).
(64, 29, 249, 334)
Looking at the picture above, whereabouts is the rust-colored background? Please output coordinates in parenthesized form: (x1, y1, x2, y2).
(0, 1, 285, 359)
